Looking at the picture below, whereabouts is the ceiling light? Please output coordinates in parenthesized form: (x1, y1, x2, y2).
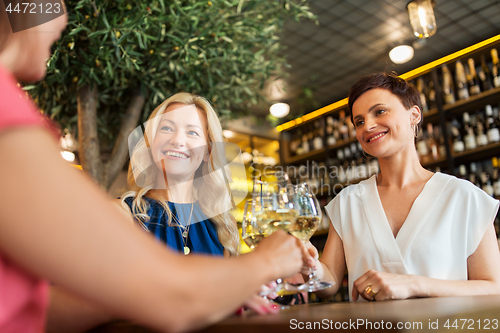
(269, 102, 290, 118)
(389, 45, 414, 64)
(407, 0, 437, 39)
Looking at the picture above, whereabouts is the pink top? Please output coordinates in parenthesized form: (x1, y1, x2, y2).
(0, 65, 49, 333)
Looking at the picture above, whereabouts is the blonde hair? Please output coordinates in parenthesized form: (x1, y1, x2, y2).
(121, 92, 239, 255)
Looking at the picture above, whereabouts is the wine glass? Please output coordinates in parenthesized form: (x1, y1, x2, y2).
(252, 178, 306, 296)
(241, 197, 297, 298)
(241, 199, 267, 251)
(291, 183, 333, 292)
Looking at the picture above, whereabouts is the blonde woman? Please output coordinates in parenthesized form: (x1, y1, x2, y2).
(119, 92, 239, 257)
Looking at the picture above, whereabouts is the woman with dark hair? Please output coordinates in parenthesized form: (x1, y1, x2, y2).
(304, 72, 500, 302)
(0, 2, 306, 332)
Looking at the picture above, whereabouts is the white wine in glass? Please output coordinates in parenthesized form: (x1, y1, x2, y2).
(289, 215, 321, 241)
(241, 199, 267, 250)
(293, 183, 333, 292)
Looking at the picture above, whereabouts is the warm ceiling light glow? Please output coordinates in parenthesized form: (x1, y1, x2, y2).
(407, 0, 437, 39)
(269, 102, 290, 118)
(61, 151, 75, 162)
(222, 130, 234, 138)
(389, 45, 414, 64)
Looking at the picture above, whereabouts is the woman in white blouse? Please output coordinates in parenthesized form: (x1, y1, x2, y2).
(306, 72, 500, 302)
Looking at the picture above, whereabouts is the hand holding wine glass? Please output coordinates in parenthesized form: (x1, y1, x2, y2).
(291, 183, 334, 292)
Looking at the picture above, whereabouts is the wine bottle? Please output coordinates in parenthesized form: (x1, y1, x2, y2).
(480, 167, 494, 197)
(441, 64, 456, 104)
(469, 162, 482, 187)
(449, 121, 465, 153)
(434, 125, 446, 158)
(455, 60, 470, 100)
(479, 55, 493, 91)
(416, 128, 429, 163)
(463, 112, 477, 150)
(339, 110, 349, 142)
(467, 58, 481, 96)
(307, 124, 315, 152)
(457, 164, 467, 179)
(301, 130, 309, 154)
(416, 77, 429, 112)
(486, 105, 500, 143)
(313, 120, 324, 150)
(289, 131, 298, 156)
(492, 157, 500, 197)
(426, 123, 439, 160)
(475, 113, 488, 147)
(427, 79, 437, 109)
(326, 116, 336, 146)
(491, 48, 500, 88)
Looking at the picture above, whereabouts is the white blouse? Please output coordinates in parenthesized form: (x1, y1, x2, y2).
(325, 172, 499, 301)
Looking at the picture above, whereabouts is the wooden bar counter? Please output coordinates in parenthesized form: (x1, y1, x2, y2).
(89, 295, 500, 333)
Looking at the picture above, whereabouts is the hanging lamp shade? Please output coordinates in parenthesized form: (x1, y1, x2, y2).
(407, 0, 437, 39)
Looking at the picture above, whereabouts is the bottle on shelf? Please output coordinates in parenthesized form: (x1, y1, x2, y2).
(455, 60, 470, 100)
(480, 167, 495, 197)
(491, 48, 500, 88)
(441, 64, 456, 104)
(416, 127, 429, 163)
(307, 124, 315, 152)
(463, 112, 477, 150)
(338, 110, 349, 142)
(479, 55, 493, 91)
(467, 58, 481, 96)
(474, 112, 488, 147)
(301, 129, 309, 155)
(313, 120, 324, 151)
(485, 105, 500, 143)
(457, 164, 467, 179)
(289, 131, 299, 156)
(492, 157, 500, 197)
(434, 125, 446, 158)
(426, 123, 439, 160)
(469, 162, 482, 187)
(326, 116, 336, 146)
(416, 77, 429, 113)
(449, 118, 465, 153)
(427, 79, 437, 110)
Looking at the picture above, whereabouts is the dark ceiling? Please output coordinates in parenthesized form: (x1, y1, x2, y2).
(258, 0, 500, 120)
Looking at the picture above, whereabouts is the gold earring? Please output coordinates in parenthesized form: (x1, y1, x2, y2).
(413, 125, 418, 138)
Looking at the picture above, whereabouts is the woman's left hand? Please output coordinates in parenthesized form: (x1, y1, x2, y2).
(352, 270, 418, 301)
(238, 294, 279, 315)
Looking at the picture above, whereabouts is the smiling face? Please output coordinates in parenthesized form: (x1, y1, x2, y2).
(352, 88, 421, 158)
(150, 103, 209, 185)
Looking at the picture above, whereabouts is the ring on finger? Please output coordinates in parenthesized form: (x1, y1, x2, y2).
(364, 285, 378, 298)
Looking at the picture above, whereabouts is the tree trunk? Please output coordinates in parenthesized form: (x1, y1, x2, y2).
(103, 93, 145, 189)
(77, 85, 103, 184)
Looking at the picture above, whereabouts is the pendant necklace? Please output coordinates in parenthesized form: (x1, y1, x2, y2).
(175, 203, 194, 255)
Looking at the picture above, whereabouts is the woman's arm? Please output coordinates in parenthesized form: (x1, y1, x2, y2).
(352, 224, 500, 301)
(303, 222, 347, 299)
(0, 128, 303, 333)
(46, 286, 117, 333)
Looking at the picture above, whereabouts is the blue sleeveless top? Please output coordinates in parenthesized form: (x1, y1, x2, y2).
(124, 197, 224, 256)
